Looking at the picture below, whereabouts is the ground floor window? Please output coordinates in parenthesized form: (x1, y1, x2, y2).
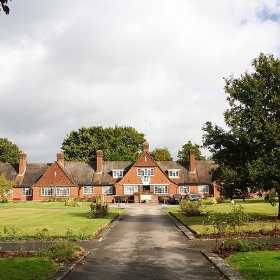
(199, 185, 209, 194)
(41, 187, 54, 196)
(179, 185, 189, 194)
(83, 186, 93, 195)
(102, 186, 113, 195)
(22, 188, 32, 196)
(56, 188, 70, 196)
(124, 185, 138, 195)
(154, 185, 168, 194)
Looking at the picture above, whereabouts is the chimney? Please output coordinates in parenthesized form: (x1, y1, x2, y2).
(56, 152, 64, 166)
(142, 142, 149, 152)
(19, 152, 27, 176)
(189, 150, 196, 172)
(96, 150, 103, 173)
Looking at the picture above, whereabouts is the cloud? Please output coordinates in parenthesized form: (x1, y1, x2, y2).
(0, 0, 280, 162)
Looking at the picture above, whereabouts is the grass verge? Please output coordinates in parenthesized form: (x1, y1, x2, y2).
(226, 250, 280, 280)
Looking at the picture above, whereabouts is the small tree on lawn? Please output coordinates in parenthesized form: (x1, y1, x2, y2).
(0, 173, 15, 202)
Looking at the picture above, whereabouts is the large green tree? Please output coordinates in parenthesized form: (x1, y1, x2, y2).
(150, 147, 172, 161)
(177, 141, 206, 161)
(61, 125, 146, 162)
(202, 53, 280, 218)
(0, 138, 20, 164)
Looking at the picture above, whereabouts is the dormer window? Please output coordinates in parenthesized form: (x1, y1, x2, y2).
(112, 169, 124, 178)
(167, 169, 180, 178)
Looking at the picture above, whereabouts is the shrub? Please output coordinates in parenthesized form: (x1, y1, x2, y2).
(180, 200, 202, 216)
(65, 197, 81, 207)
(87, 203, 109, 218)
(35, 242, 85, 263)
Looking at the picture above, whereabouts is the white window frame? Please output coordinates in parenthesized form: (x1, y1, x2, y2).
(112, 169, 124, 178)
(56, 188, 70, 196)
(22, 188, 32, 196)
(41, 187, 55, 196)
(179, 185, 189, 194)
(83, 186, 93, 195)
(124, 185, 138, 195)
(154, 185, 168, 194)
(102, 186, 113, 195)
(167, 169, 180, 178)
(137, 168, 154, 176)
(199, 185, 209, 194)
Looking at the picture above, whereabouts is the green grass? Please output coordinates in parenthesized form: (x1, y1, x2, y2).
(0, 202, 124, 239)
(226, 250, 280, 280)
(168, 198, 280, 235)
(0, 257, 58, 280)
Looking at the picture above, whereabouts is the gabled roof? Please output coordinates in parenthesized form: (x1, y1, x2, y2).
(133, 151, 158, 167)
(21, 163, 51, 186)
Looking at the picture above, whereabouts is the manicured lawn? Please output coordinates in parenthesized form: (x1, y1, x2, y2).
(226, 250, 280, 280)
(0, 202, 124, 239)
(167, 198, 280, 235)
(0, 257, 58, 280)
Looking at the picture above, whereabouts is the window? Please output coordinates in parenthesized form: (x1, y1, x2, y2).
(102, 186, 113, 194)
(137, 168, 154, 176)
(56, 188, 70, 196)
(199, 185, 209, 194)
(41, 187, 54, 196)
(22, 188, 32, 196)
(179, 185, 189, 194)
(124, 185, 138, 195)
(154, 185, 168, 194)
(167, 169, 180, 178)
(112, 170, 124, 178)
(83, 186, 93, 195)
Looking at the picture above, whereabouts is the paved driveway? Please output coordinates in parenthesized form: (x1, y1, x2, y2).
(65, 204, 222, 280)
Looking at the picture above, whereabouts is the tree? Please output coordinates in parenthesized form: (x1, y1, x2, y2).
(177, 141, 206, 161)
(0, 138, 20, 163)
(0, 173, 15, 202)
(150, 147, 172, 161)
(202, 53, 280, 218)
(0, 0, 11, 15)
(61, 125, 146, 162)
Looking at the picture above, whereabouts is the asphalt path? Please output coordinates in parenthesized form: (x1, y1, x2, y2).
(64, 204, 222, 280)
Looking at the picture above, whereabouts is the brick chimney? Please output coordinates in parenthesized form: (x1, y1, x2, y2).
(19, 152, 27, 176)
(96, 150, 103, 173)
(142, 142, 149, 152)
(189, 150, 196, 172)
(56, 152, 64, 166)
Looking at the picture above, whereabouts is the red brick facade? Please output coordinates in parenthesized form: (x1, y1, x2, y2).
(2, 142, 218, 202)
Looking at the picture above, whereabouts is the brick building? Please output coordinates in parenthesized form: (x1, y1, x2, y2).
(0, 142, 220, 202)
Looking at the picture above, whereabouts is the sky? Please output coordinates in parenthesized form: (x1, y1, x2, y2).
(1, 0, 280, 163)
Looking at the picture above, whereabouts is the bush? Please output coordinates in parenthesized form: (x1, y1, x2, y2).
(35, 242, 84, 263)
(87, 203, 108, 218)
(180, 200, 202, 216)
(65, 197, 81, 207)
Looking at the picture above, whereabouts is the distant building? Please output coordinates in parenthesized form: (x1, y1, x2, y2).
(0, 142, 220, 203)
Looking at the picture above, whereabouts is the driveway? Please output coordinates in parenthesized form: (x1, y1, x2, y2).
(64, 203, 222, 280)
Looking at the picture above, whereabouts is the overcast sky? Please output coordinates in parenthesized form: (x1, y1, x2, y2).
(1, 0, 280, 162)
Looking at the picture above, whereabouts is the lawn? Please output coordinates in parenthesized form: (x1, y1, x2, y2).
(226, 250, 280, 280)
(0, 202, 124, 239)
(168, 198, 280, 235)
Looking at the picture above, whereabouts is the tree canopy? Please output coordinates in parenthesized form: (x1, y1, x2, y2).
(0, 0, 10, 15)
(0, 173, 15, 202)
(61, 125, 146, 162)
(177, 141, 206, 161)
(202, 53, 280, 218)
(150, 147, 172, 161)
(0, 138, 20, 164)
